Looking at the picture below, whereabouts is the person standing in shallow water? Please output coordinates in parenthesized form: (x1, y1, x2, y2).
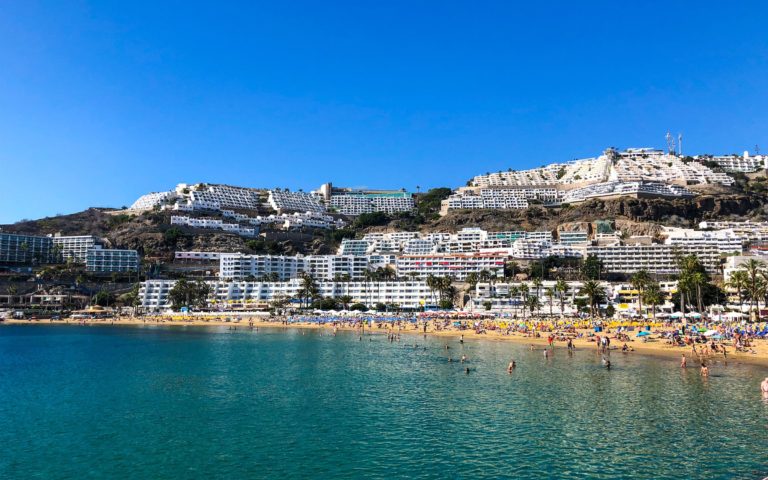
(680, 354, 687, 368)
(761, 377, 768, 395)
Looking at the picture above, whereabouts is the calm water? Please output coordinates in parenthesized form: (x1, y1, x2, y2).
(1, 325, 767, 479)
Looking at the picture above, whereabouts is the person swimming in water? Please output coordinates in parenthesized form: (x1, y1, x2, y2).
(601, 355, 611, 369)
(507, 360, 516, 373)
(461, 354, 467, 363)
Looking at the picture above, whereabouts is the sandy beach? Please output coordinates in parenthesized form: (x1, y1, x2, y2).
(6, 315, 768, 367)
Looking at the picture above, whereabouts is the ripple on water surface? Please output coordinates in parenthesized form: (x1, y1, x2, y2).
(0, 324, 767, 479)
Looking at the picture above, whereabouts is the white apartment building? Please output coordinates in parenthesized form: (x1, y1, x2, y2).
(663, 228, 744, 255)
(585, 243, 721, 275)
(219, 253, 395, 281)
(51, 235, 100, 262)
(696, 152, 767, 173)
(328, 193, 415, 215)
(558, 231, 589, 245)
(220, 253, 303, 281)
(129, 191, 175, 211)
(562, 181, 695, 204)
(86, 249, 140, 273)
(268, 189, 326, 213)
(138, 279, 434, 312)
(441, 187, 565, 214)
(470, 156, 611, 188)
(303, 255, 372, 281)
(168, 183, 265, 212)
(403, 238, 437, 255)
(699, 221, 768, 243)
(395, 253, 507, 280)
(338, 239, 373, 256)
(170, 216, 257, 237)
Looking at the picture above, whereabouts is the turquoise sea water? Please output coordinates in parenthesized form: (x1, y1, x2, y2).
(1, 325, 767, 479)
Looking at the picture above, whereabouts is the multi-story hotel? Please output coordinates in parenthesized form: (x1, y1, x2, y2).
(219, 253, 395, 281)
(51, 235, 100, 262)
(0, 233, 55, 265)
(662, 227, 745, 255)
(86, 248, 140, 273)
(314, 183, 415, 215)
(695, 152, 766, 173)
(395, 252, 507, 280)
(585, 243, 721, 275)
(138, 279, 434, 312)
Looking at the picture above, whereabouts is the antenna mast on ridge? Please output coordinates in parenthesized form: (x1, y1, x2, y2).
(665, 131, 676, 155)
(678, 133, 683, 156)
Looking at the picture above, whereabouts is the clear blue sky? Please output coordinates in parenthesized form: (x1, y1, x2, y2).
(1, 1, 767, 223)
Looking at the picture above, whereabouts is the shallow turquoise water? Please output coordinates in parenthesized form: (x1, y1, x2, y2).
(1, 325, 767, 479)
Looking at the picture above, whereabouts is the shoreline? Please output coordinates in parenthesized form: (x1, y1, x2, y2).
(5, 317, 768, 368)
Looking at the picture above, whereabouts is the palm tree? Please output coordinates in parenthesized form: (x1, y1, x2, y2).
(505, 261, 520, 280)
(338, 295, 353, 311)
(545, 287, 554, 317)
(630, 269, 651, 317)
(743, 259, 766, 319)
(298, 273, 319, 310)
(426, 274, 439, 307)
(555, 279, 568, 316)
(579, 280, 605, 318)
(532, 278, 543, 300)
(509, 285, 520, 314)
(642, 282, 663, 319)
(439, 276, 454, 304)
(727, 270, 748, 313)
(526, 296, 541, 319)
(690, 271, 706, 315)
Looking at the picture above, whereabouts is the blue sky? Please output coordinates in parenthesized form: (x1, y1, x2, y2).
(1, 1, 767, 223)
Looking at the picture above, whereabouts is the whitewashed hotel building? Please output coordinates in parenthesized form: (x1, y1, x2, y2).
(395, 252, 507, 280)
(138, 279, 433, 312)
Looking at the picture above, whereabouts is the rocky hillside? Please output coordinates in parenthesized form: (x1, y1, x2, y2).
(3, 193, 767, 261)
(0, 208, 336, 260)
(426, 193, 768, 234)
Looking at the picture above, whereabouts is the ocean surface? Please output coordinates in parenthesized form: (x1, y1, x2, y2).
(1, 324, 767, 479)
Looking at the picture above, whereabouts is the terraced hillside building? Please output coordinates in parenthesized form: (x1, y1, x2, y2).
(441, 146, 737, 215)
(314, 183, 415, 215)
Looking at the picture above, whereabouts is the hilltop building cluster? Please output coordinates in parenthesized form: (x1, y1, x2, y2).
(441, 148, 764, 214)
